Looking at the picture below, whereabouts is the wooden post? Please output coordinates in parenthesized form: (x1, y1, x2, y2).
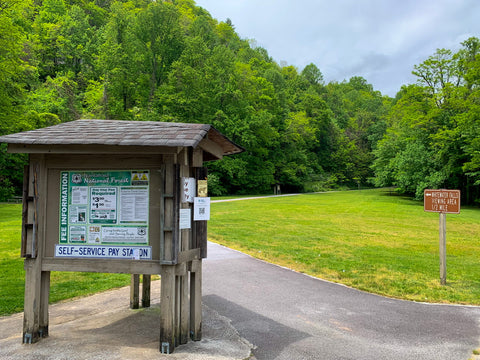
(142, 274, 151, 308)
(190, 259, 202, 341)
(23, 158, 49, 344)
(194, 167, 208, 258)
(130, 274, 140, 309)
(39, 271, 51, 338)
(160, 266, 176, 354)
(179, 275, 189, 345)
(439, 212, 447, 285)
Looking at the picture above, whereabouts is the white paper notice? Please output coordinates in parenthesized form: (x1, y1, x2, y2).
(179, 208, 191, 229)
(182, 177, 196, 203)
(194, 197, 210, 221)
(120, 187, 149, 223)
(71, 187, 88, 205)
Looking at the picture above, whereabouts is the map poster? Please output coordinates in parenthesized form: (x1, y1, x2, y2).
(59, 171, 150, 256)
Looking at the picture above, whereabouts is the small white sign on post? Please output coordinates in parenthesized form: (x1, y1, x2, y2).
(194, 197, 210, 221)
(182, 177, 195, 203)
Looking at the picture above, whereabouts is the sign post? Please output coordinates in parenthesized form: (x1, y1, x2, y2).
(424, 189, 460, 285)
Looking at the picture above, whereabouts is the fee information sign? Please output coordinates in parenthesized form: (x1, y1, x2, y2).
(59, 170, 150, 247)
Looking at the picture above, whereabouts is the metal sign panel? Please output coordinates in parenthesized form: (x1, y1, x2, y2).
(424, 189, 460, 214)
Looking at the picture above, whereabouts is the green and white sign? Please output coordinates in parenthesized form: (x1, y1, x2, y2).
(58, 170, 151, 259)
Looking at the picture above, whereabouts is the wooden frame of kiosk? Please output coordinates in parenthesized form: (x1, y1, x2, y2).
(0, 119, 243, 354)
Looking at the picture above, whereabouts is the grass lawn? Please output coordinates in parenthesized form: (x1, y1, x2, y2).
(1, 189, 479, 316)
(208, 189, 480, 305)
(0, 204, 130, 316)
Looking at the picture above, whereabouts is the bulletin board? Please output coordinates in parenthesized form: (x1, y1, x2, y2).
(56, 170, 152, 259)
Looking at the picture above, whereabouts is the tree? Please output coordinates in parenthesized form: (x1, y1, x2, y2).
(301, 63, 323, 86)
(373, 38, 480, 203)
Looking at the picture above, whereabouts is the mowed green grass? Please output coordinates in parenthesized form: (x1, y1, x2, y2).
(0, 204, 130, 316)
(209, 189, 480, 304)
(1, 189, 479, 316)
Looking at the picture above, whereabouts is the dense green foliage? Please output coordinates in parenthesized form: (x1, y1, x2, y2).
(373, 38, 480, 203)
(0, 0, 479, 203)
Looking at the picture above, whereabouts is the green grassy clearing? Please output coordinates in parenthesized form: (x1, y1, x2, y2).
(208, 189, 480, 304)
(2, 189, 479, 316)
(0, 204, 130, 316)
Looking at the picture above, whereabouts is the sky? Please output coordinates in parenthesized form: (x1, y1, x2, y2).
(194, 0, 480, 97)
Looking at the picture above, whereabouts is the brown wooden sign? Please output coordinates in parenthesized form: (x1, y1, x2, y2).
(424, 189, 460, 214)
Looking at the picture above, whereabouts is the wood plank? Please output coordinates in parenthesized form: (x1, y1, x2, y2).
(172, 163, 180, 263)
(177, 248, 200, 264)
(179, 275, 189, 345)
(45, 154, 165, 169)
(190, 260, 202, 341)
(21, 165, 29, 257)
(175, 276, 180, 345)
(8, 143, 181, 155)
(23, 156, 49, 344)
(23, 259, 41, 343)
(194, 167, 208, 258)
(192, 149, 203, 168)
(439, 213, 447, 285)
(162, 164, 174, 263)
(142, 274, 151, 308)
(39, 271, 50, 338)
(160, 266, 176, 353)
(194, 221, 208, 259)
(41, 258, 163, 274)
(175, 263, 187, 276)
(130, 274, 140, 309)
(198, 138, 223, 160)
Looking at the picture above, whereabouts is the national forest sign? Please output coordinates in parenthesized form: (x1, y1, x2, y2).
(56, 170, 152, 259)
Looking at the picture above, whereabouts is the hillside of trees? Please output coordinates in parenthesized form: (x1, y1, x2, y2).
(0, 0, 479, 204)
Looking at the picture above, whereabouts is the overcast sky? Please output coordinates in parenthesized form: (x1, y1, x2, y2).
(195, 0, 480, 97)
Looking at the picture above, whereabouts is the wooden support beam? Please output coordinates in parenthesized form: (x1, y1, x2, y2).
(42, 258, 163, 274)
(23, 259, 41, 343)
(160, 266, 176, 354)
(198, 138, 223, 160)
(175, 276, 181, 346)
(179, 275, 189, 345)
(194, 167, 208, 258)
(7, 143, 181, 155)
(177, 248, 200, 264)
(142, 274, 151, 308)
(192, 149, 203, 168)
(23, 157, 49, 344)
(39, 271, 50, 338)
(130, 274, 140, 309)
(190, 259, 202, 341)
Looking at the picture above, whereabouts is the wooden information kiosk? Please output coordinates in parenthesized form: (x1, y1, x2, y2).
(0, 119, 243, 353)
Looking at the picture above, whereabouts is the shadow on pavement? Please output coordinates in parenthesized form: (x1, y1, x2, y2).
(203, 294, 310, 360)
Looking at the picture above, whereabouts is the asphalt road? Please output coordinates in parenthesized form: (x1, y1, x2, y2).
(203, 241, 480, 360)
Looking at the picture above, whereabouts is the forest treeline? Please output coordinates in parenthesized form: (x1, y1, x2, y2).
(1, 0, 480, 204)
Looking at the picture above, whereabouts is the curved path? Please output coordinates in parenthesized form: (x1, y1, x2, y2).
(203, 241, 480, 360)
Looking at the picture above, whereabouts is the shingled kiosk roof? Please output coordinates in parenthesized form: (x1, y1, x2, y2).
(0, 119, 244, 160)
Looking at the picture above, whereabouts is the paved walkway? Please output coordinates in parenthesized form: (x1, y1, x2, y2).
(2, 222, 479, 359)
(0, 280, 252, 360)
(204, 242, 480, 360)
